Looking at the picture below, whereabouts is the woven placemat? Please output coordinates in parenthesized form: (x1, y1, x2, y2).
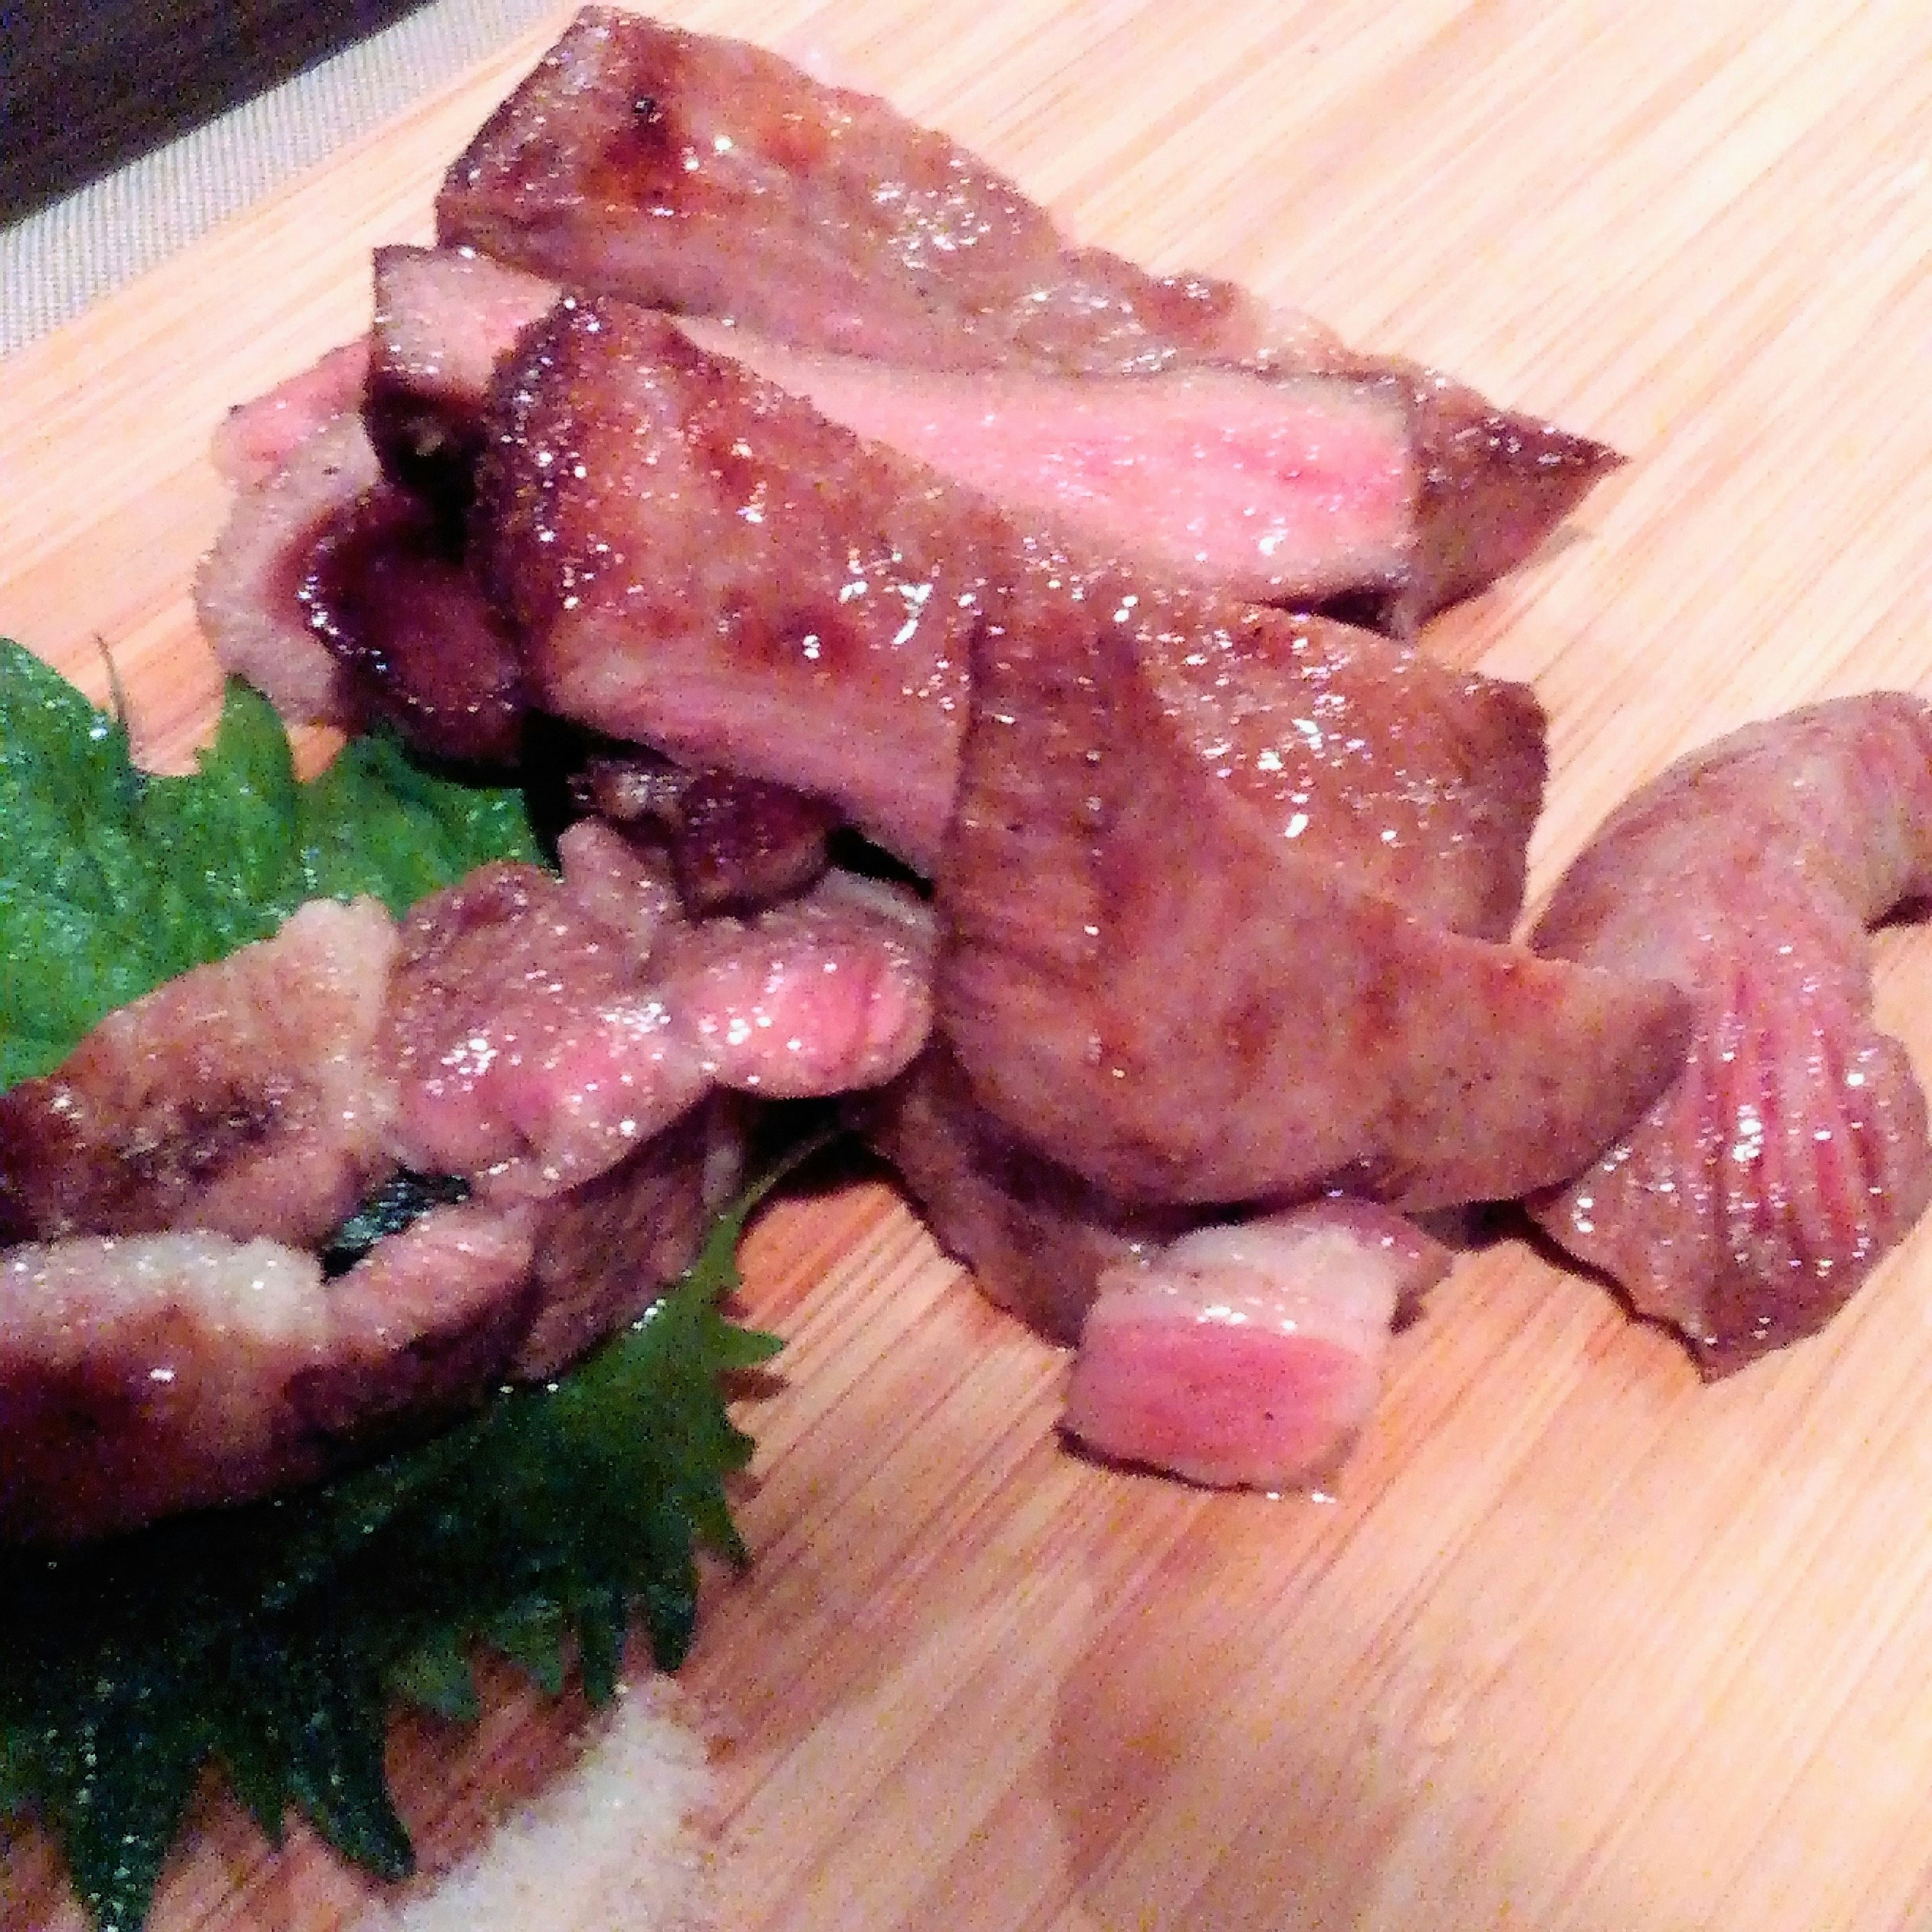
(0, 0, 558, 357)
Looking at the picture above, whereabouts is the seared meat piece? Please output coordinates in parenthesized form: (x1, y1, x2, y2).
(355, 249, 1606, 632)
(479, 300, 1546, 933)
(938, 560, 1692, 1208)
(579, 749, 838, 914)
(1060, 1200, 1451, 1489)
(441, 11, 1616, 624)
(0, 900, 399, 1250)
(439, 7, 1280, 378)
(482, 300, 995, 874)
(366, 244, 559, 503)
(679, 319, 1617, 626)
(383, 853, 701, 1198)
(1131, 593, 1543, 942)
(299, 478, 527, 765)
(386, 821, 931, 1200)
(1529, 696, 1932, 1376)
(514, 1091, 738, 1378)
(859, 1046, 1193, 1345)
(211, 336, 371, 489)
(0, 1095, 736, 1543)
(195, 411, 377, 727)
(0, 1227, 519, 1542)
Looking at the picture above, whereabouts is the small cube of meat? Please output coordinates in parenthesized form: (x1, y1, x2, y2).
(1061, 1200, 1452, 1489)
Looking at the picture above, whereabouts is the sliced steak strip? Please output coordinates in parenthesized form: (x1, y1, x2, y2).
(1529, 695, 1932, 1376)
(479, 300, 1546, 934)
(438, 6, 1279, 377)
(0, 899, 400, 1250)
(441, 9, 1617, 622)
(481, 300, 995, 874)
(937, 561, 1692, 1209)
(1060, 1200, 1451, 1490)
(678, 318, 1613, 626)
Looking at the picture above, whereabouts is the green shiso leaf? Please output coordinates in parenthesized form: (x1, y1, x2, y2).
(0, 641, 539, 1090)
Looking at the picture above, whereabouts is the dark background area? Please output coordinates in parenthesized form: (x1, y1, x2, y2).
(0, 1, 429, 221)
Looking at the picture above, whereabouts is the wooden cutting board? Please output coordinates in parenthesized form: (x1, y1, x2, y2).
(5, 2, 1932, 1926)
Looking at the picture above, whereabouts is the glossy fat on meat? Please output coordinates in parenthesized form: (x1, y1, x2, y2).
(1529, 695, 1932, 1376)
(195, 410, 376, 727)
(677, 318, 1616, 628)
(858, 1045, 1195, 1345)
(211, 336, 371, 488)
(479, 300, 1547, 934)
(438, 6, 1283, 378)
(298, 478, 527, 765)
(385, 829, 932, 1199)
(0, 899, 400, 1250)
(1060, 1200, 1451, 1488)
(0, 1212, 534, 1543)
(479, 299, 993, 874)
(937, 563, 1692, 1209)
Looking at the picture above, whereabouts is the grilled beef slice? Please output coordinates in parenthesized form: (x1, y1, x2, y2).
(439, 8, 1618, 625)
(1530, 695, 1932, 1376)
(936, 553, 1693, 1209)
(477, 299, 1546, 937)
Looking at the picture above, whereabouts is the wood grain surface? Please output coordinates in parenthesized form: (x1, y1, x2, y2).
(5, 2, 1932, 1927)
